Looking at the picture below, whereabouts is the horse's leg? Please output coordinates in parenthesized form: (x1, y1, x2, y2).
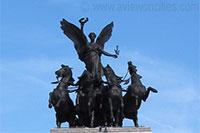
(79, 114, 83, 127)
(115, 97, 123, 127)
(56, 90, 66, 107)
(69, 122, 73, 128)
(148, 86, 158, 93)
(90, 110, 95, 127)
(56, 117, 61, 128)
(108, 98, 114, 126)
(69, 118, 76, 128)
(119, 98, 124, 127)
(88, 97, 93, 127)
(76, 93, 80, 111)
(48, 92, 53, 108)
(56, 112, 61, 128)
(142, 90, 149, 102)
(133, 111, 139, 127)
(56, 121, 61, 128)
(143, 87, 158, 102)
(115, 107, 121, 127)
(91, 96, 96, 127)
(55, 98, 62, 107)
(68, 112, 76, 128)
(99, 98, 107, 129)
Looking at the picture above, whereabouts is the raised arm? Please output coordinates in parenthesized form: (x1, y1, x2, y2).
(79, 17, 88, 32)
(101, 49, 118, 58)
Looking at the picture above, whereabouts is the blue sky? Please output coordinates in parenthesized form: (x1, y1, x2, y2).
(0, 0, 199, 133)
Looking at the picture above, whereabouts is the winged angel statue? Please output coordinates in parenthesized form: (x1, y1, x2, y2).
(60, 18, 119, 80)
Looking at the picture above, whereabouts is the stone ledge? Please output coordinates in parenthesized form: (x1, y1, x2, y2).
(50, 127, 152, 133)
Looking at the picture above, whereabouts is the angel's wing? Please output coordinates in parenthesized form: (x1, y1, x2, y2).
(96, 22, 114, 50)
(60, 19, 88, 61)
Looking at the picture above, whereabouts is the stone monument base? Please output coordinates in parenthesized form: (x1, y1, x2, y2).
(50, 127, 152, 133)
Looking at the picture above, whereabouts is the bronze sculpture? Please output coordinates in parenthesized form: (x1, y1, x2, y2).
(123, 61, 158, 127)
(48, 18, 158, 128)
(60, 18, 118, 80)
(75, 70, 101, 127)
(48, 65, 77, 128)
(102, 65, 124, 127)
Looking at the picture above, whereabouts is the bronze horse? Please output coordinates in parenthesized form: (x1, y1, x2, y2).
(75, 70, 103, 127)
(48, 65, 77, 128)
(123, 61, 158, 127)
(103, 65, 124, 127)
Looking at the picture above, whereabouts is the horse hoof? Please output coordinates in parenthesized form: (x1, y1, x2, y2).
(105, 126, 108, 132)
(57, 123, 61, 128)
(149, 87, 158, 93)
(152, 89, 158, 93)
(48, 104, 52, 108)
(99, 126, 102, 132)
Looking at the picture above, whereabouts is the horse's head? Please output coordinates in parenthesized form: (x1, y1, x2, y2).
(48, 92, 53, 108)
(55, 64, 72, 78)
(104, 65, 122, 85)
(128, 61, 137, 74)
(103, 64, 113, 77)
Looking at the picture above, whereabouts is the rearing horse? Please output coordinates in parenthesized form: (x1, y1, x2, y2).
(123, 61, 158, 127)
(48, 64, 77, 128)
(103, 65, 124, 127)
